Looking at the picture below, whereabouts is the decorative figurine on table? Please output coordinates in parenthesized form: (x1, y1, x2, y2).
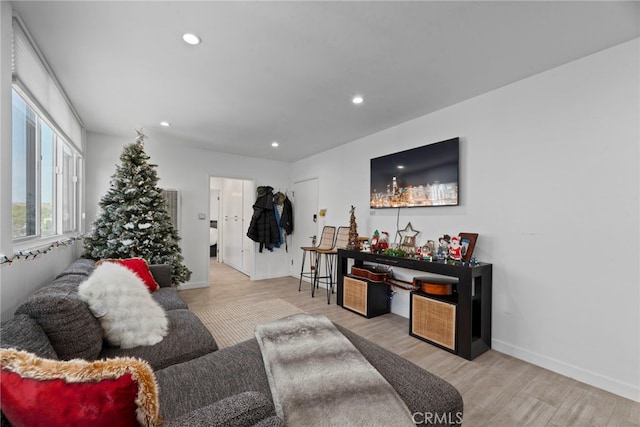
(437, 235, 451, 259)
(371, 230, 380, 251)
(346, 205, 359, 250)
(378, 231, 390, 251)
(426, 240, 436, 256)
(421, 242, 433, 261)
(400, 235, 416, 254)
(448, 236, 462, 261)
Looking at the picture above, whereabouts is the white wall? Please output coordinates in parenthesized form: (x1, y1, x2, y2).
(85, 132, 293, 288)
(292, 40, 640, 402)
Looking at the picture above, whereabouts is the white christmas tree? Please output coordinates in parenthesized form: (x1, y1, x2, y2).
(83, 132, 191, 284)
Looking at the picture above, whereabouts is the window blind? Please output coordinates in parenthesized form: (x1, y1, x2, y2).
(11, 14, 84, 153)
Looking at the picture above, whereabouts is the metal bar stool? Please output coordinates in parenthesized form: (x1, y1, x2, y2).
(298, 226, 336, 296)
(315, 226, 350, 304)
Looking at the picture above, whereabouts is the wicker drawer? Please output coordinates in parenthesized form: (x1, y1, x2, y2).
(343, 276, 390, 318)
(410, 293, 457, 352)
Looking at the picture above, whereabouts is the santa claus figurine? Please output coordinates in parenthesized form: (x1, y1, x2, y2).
(448, 236, 462, 260)
(378, 231, 390, 250)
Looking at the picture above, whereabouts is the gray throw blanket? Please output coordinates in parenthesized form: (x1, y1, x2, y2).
(255, 313, 415, 426)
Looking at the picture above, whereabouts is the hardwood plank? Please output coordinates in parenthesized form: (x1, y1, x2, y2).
(178, 260, 640, 426)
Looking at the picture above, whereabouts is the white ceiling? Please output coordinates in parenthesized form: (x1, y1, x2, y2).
(10, 1, 640, 162)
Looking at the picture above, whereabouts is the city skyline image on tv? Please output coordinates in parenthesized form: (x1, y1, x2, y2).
(370, 137, 459, 208)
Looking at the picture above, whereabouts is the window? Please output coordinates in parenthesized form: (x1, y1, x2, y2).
(12, 88, 82, 241)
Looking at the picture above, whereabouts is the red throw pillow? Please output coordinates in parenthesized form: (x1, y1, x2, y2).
(0, 348, 160, 427)
(98, 258, 159, 291)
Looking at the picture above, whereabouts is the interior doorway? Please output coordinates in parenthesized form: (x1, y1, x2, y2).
(209, 176, 255, 278)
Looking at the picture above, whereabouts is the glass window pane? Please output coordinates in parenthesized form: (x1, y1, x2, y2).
(12, 91, 37, 239)
(61, 143, 74, 232)
(40, 122, 55, 235)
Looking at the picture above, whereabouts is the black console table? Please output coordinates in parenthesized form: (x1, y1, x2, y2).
(336, 249, 492, 361)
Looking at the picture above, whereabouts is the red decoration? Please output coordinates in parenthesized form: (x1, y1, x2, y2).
(99, 258, 159, 291)
(0, 349, 159, 427)
(448, 236, 462, 260)
(1, 371, 139, 427)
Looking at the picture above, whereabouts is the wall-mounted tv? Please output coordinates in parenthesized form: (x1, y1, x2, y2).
(370, 137, 459, 208)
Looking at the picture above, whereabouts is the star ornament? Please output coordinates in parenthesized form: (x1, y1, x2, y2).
(396, 222, 420, 244)
(135, 129, 147, 144)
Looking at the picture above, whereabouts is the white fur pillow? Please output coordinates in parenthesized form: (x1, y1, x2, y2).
(79, 262, 169, 349)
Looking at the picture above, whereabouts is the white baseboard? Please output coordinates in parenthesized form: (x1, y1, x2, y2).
(177, 281, 208, 290)
(250, 272, 291, 281)
(492, 339, 639, 403)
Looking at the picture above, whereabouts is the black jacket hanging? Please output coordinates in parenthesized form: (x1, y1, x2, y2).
(279, 196, 293, 235)
(247, 186, 281, 252)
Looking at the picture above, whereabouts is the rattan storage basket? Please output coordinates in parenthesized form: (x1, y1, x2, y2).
(343, 276, 368, 316)
(411, 293, 457, 351)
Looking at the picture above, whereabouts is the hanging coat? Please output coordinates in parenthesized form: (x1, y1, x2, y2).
(279, 196, 294, 235)
(247, 186, 281, 252)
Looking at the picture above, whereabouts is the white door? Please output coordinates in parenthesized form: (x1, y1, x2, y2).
(241, 179, 254, 276)
(292, 178, 319, 279)
(222, 178, 244, 271)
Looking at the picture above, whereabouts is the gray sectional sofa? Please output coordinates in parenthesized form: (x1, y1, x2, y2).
(1, 258, 464, 426)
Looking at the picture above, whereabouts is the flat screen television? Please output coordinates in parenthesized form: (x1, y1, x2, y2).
(370, 137, 459, 208)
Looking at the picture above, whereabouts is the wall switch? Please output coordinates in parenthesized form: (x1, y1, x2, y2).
(198, 213, 206, 220)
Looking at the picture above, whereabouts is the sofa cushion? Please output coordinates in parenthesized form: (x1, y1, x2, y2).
(251, 417, 286, 427)
(0, 314, 58, 360)
(14, 283, 103, 361)
(152, 288, 189, 311)
(50, 273, 88, 288)
(78, 262, 168, 349)
(149, 264, 172, 288)
(0, 348, 160, 427)
(100, 309, 218, 371)
(54, 258, 96, 279)
(98, 258, 159, 292)
(155, 338, 271, 420)
(162, 392, 277, 427)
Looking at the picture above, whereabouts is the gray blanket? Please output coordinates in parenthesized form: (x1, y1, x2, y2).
(255, 313, 415, 426)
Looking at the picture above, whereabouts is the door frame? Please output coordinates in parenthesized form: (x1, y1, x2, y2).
(208, 175, 256, 282)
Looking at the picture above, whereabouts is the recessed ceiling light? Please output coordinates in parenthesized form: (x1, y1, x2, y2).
(397, 165, 404, 169)
(271, 141, 279, 148)
(352, 95, 364, 105)
(182, 33, 201, 45)
(160, 121, 171, 127)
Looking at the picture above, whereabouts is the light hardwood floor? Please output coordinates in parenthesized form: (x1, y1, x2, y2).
(179, 261, 640, 427)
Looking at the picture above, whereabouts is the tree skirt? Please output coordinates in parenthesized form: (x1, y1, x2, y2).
(194, 299, 304, 348)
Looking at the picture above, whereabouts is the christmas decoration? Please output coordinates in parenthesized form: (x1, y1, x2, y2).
(448, 236, 462, 260)
(437, 234, 451, 260)
(83, 132, 191, 284)
(378, 232, 390, 250)
(0, 237, 82, 266)
(396, 222, 420, 246)
(345, 205, 359, 250)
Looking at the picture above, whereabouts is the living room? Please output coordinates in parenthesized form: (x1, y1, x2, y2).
(0, 1, 638, 424)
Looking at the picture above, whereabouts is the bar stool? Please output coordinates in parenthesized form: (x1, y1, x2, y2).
(315, 226, 350, 304)
(298, 226, 336, 296)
